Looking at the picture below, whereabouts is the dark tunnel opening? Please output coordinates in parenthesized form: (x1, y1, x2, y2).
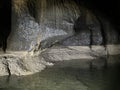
(73, 0, 120, 47)
(74, 0, 120, 48)
(76, 0, 120, 23)
(0, 0, 120, 51)
(0, 0, 11, 52)
(75, 0, 120, 38)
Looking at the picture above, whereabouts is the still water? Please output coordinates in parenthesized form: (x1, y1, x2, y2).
(0, 56, 120, 90)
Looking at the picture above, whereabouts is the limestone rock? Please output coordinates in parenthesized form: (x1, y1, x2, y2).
(8, 0, 80, 51)
(0, 51, 53, 76)
(41, 46, 107, 62)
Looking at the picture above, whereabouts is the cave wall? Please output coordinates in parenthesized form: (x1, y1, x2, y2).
(0, 0, 119, 51)
(8, 0, 80, 51)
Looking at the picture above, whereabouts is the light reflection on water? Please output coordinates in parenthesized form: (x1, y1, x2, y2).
(0, 55, 120, 90)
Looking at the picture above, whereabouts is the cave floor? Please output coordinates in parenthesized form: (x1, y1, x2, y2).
(0, 55, 120, 90)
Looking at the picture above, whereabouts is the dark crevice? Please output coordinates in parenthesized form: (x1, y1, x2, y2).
(0, 0, 11, 52)
(95, 16, 107, 49)
(89, 29, 93, 49)
(6, 62, 11, 83)
(2, 57, 11, 82)
(74, 8, 87, 33)
(27, 0, 37, 19)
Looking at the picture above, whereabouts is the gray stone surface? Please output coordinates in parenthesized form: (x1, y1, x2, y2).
(8, 0, 80, 51)
(8, 1, 119, 51)
(8, 13, 41, 51)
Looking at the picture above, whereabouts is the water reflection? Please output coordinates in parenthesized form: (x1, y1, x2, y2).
(0, 56, 120, 90)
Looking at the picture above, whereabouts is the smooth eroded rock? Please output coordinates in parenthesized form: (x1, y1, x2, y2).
(8, 0, 80, 51)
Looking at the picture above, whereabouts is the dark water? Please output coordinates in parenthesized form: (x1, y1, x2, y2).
(0, 56, 120, 90)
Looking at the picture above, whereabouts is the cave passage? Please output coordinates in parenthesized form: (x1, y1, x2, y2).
(77, 0, 120, 40)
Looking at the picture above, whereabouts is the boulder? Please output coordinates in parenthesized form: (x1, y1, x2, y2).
(0, 51, 53, 76)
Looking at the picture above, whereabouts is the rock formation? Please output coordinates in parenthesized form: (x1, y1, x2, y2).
(0, 0, 119, 76)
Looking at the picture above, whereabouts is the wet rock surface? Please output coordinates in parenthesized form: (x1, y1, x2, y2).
(0, 51, 53, 76)
(0, 46, 120, 90)
(41, 46, 106, 62)
(0, 45, 120, 76)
